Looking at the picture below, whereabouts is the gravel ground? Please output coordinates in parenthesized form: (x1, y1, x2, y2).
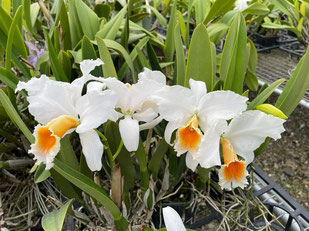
(253, 48, 309, 211)
(256, 103, 309, 210)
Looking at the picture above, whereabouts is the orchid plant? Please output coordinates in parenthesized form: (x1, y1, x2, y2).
(13, 58, 286, 230)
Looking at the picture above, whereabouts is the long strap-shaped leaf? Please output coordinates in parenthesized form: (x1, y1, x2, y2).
(275, 47, 309, 116)
(44, 29, 69, 82)
(53, 158, 128, 231)
(221, 12, 247, 94)
(0, 89, 34, 143)
(5, 6, 23, 105)
(185, 23, 213, 91)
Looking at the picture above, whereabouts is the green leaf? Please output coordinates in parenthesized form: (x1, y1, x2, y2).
(245, 70, 259, 91)
(2, 0, 11, 15)
(142, 5, 167, 27)
(136, 47, 151, 69)
(67, 0, 83, 47)
(275, 47, 309, 116)
(5, 6, 23, 72)
(164, 1, 177, 61)
(242, 3, 270, 15)
(82, 35, 102, 77)
(50, 168, 83, 202)
(194, 0, 210, 24)
(94, 4, 111, 19)
(57, 0, 72, 50)
(247, 39, 257, 72)
(118, 37, 149, 80)
(204, 0, 236, 24)
(148, 139, 169, 181)
(103, 39, 136, 82)
(262, 23, 301, 38)
(23, 0, 33, 34)
(96, 35, 118, 78)
(30, 3, 40, 27)
(269, 0, 294, 18)
(42, 199, 74, 231)
(147, 42, 162, 72)
(96, 6, 127, 40)
(135, 137, 149, 193)
(207, 23, 229, 44)
(44, 29, 69, 82)
(174, 23, 186, 86)
(185, 24, 213, 91)
(0, 6, 27, 59)
(247, 78, 285, 110)
(176, 10, 187, 44)
(53, 158, 128, 230)
(34, 163, 51, 183)
(75, 0, 99, 40)
(221, 13, 247, 94)
(0, 89, 35, 143)
(57, 136, 79, 170)
(58, 51, 72, 81)
(0, 67, 18, 89)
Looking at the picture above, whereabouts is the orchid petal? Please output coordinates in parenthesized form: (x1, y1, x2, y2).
(133, 107, 158, 122)
(29, 124, 61, 170)
(198, 91, 248, 130)
(153, 85, 195, 122)
(196, 121, 227, 168)
(79, 130, 103, 171)
(139, 116, 163, 131)
(16, 75, 77, 124)
(138, 67, 166, 85)
(86, 81, 106, 93)
(189, 79, 207, 102)
(162, 207, 186, 231)
(164, 120, 186, 145)
(25, 41, 40, 53)
(80, 58, 103, 76)
(119, 116, 139, 152)
(76, 90, 119, 133)
(223, 110, 285, 164)
(186, 153, 199, 171)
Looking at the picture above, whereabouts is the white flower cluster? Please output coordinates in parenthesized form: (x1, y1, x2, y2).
(16, 59, 285, 190)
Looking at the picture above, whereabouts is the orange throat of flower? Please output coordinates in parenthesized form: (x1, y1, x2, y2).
(35, 115, 78, 156)
(220, 139, 247, 184)
(177, 115, 202, 153)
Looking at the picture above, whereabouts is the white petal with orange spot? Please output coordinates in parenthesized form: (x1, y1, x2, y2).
(29, 125, 61, 169)
(174, 116, 202, 156)
(218, 160, 249, 190)
(223, 110, 285, 164)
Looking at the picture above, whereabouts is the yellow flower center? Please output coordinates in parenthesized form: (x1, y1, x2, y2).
(36, 115, 78, 155)
(177, 115, 201, 153)
(221, 139, 246, 182)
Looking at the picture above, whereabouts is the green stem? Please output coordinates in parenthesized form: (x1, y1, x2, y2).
(112, 140, 123, 161)
(95, 129, 115, 170)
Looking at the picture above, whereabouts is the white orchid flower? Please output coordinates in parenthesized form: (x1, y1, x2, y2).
(218, 110, 285, 190)
(16, 59, 119, 171)
(162, 206, 186, 231)
(234, 0, 249, 10)
(102, 68, 166, 152)
(154, 79, 248, 171)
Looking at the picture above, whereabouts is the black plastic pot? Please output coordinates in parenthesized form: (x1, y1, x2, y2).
(254, 33, 278, 47)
